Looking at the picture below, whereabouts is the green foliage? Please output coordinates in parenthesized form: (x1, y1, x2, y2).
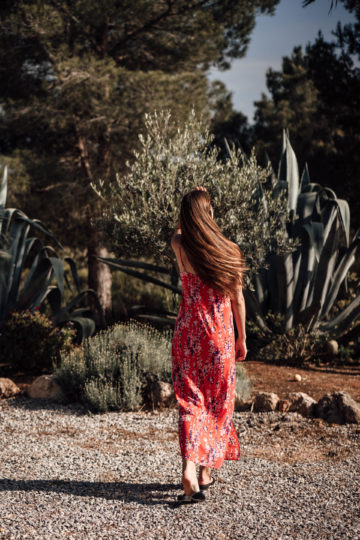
(0, 310, 76, 373)
(110, 264, 177, 320)
(0, 0, 279, 314)
(258, 325, 325, 367)
(246, 130, 360, 339)
(253, 23, 360, 227)
(94, 109, 294, 278)
(53, 321, 173, 413)
(0, 165, 104, 339)
(236, 364, 253, 400)
(0, 0, 279, 252)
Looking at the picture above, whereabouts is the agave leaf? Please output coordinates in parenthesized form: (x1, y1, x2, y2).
(302, 182, 322, 193)
(277, 129, 287, 181)
(264, 152, 277, 189)
(16, 212, 63, 249)
(224, 138, 234, 160)
(243, 289, 271, 334)
(267, 253, 281, 313)
(0, 250, 12, 320)
(308, 219, 339, 330)
(0, 166, 8, 207)
(322, 228, 360, 317)
(49, 256, 65, 301)
(296, 192, 318, 221)
(0, 208, 21, 245)
(98, 257, 181, 294)
(16, 257, 54, 311)
(281, 253, 295, 330)
(67, 316, 95, 342)
(285, 135, 300, 214)
(20, 246, 46, 295)
(64, 289, 105, 328)
(302, 222, 324, 262)
(134, 314, 176, 326)
(97, 256, 170, 274)
(64, 256, 82, 294)
(291, 250, 303, 317)
(298, 222, 324, 311)
(7, 223, 31, 310)
(335, 199, 350, 248)
(317, 294, 360, 335)
(47, 287, 62, 319)
(300, 163, 310, 192)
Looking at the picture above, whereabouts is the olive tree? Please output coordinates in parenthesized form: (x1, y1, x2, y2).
(93, 110, 294, 281)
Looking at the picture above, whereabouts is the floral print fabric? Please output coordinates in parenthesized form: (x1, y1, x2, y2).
(171, 269, 241, 469)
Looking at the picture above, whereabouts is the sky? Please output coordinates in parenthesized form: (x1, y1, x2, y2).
(209, 0, 356, 123)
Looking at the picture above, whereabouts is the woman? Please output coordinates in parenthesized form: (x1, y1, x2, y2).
(171, 187, 247, 504)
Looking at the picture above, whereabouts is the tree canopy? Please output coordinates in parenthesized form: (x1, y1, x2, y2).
(252, 18, 360, 227)
(0, 0, 279, 314)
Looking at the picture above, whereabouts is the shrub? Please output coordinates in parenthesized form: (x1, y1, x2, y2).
(93, 109, 293, 276)
(0, 165, 104, 340)
(0, 310, 76, 373)
(54, 320, 254, 412)
(53, 321, 173, 413)
(236, 364, 253, 401)
(249, 313, 326, 367)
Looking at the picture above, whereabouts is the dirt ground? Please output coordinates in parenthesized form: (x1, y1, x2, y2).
(244, 360, 360, 402)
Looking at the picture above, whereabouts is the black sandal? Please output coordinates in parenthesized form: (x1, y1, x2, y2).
(199, 477, 216, 491)
(176, 491, 206, 504)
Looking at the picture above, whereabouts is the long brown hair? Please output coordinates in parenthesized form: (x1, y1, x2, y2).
(179, 189, 247, 296)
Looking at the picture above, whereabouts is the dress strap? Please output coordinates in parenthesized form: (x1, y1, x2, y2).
(179, 245, 186, 272)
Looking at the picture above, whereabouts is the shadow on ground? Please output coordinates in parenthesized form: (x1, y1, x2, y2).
(4, 395, 94, 416)
(0, 478, 182, 507)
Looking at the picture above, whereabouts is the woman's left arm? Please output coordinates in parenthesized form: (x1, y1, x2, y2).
(231, 286, 247, 361)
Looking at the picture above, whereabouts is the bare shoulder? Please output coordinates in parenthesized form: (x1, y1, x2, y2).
(171, 232, 182, 252)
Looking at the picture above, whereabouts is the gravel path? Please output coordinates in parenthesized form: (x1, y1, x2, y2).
(0, 396, 359, 539)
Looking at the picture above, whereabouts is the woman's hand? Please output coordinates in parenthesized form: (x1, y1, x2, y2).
(235, 337, 247, 362)
(194, 186, 207, 192)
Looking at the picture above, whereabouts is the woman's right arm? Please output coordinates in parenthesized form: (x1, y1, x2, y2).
(231, 285, 247, 361)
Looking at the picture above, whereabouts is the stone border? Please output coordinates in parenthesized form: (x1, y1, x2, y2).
(235, 391, 360, 425)
(1, 376, 360, 425)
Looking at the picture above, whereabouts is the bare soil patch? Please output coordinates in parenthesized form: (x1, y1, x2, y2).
(244, 360, 360, 402)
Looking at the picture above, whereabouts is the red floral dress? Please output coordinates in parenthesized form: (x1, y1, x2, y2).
(171, 247, 241, 469)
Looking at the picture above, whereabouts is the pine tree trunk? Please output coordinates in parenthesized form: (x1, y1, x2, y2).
(87, 229, 112, 324)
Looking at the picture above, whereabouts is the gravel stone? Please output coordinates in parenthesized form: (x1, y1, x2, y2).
(0, 396, 359, 539)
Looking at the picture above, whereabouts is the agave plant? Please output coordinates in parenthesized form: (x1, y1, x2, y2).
(246, 130, 360, 338)
(0, 165, 104, 340)
(96, 128, 359, 337)
(96, 256, 180, 326)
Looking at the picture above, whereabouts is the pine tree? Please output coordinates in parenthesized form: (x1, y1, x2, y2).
(0, 0, 279, 318)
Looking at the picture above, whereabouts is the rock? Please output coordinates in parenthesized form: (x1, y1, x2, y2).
(286, 392, 316, 417)
(235, 394, 252, 411)
(294, 374, 302, 382)
(28, 375, 62, 400)
(253, 392, 279, 412)
(316, 391, 360, 424)
(148, 380, 175, 408)
(0, 378, 21, 398)
(277, 399, 290, 412)
(326, 340, 339, 356)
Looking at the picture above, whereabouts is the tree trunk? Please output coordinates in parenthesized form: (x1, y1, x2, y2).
(87, 228, 112, 325)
